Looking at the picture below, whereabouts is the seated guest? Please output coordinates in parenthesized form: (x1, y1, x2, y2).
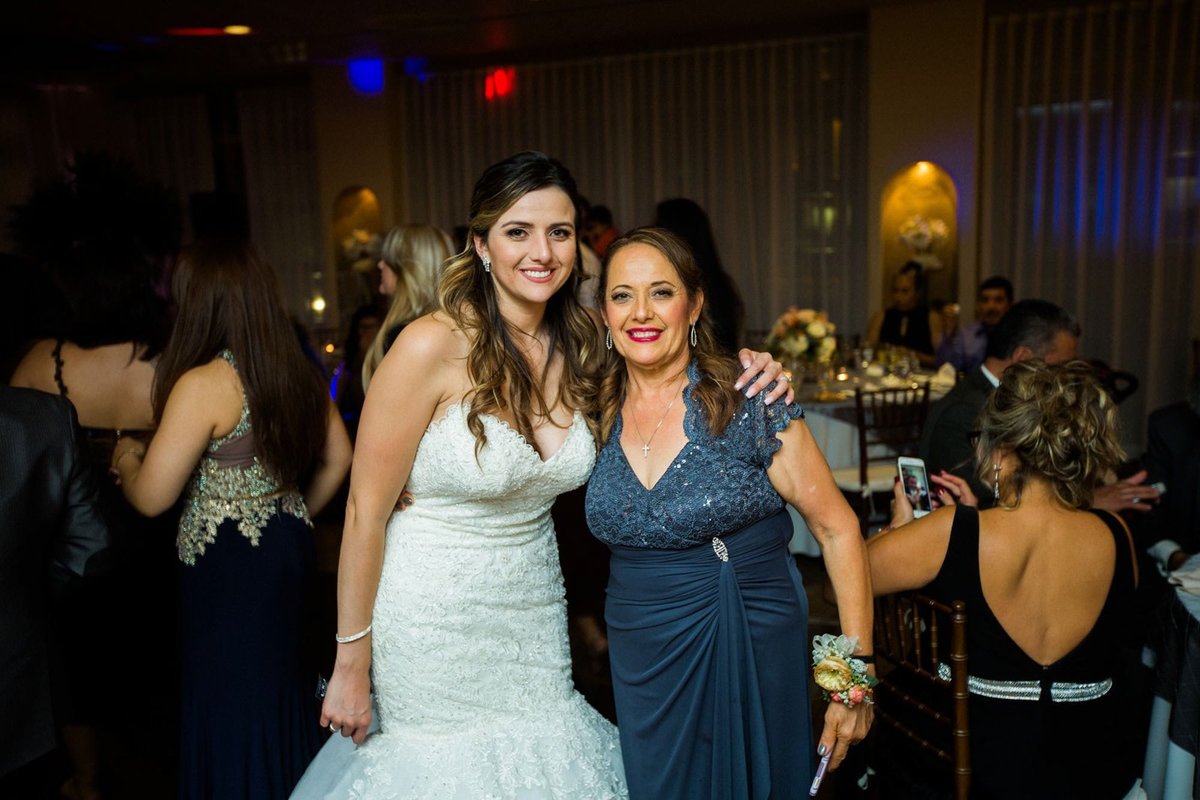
(1132, 371, 1200, 573)
(920, 299, 1161, 516)
(866, 261, 944, 367)
(870, 359, 1142, 800)
(935, 275, 1013, 373)
(0, 387, 109, 797)
(920, 299, 1079, 504)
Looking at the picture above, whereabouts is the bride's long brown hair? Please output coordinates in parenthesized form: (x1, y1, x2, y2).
(438, 151, 600, 453)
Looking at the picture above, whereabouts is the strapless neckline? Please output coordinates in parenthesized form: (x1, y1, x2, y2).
(426, 403, 586, 465)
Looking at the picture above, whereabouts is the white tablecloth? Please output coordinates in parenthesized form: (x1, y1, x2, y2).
(1142, 556, 1200, 800)
(787, 402, 858, 556)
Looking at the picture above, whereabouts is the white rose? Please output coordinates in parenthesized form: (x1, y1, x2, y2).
(785, 336, 808, 357)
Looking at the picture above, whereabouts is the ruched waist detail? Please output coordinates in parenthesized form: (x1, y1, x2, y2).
(604, 509, 811, 799)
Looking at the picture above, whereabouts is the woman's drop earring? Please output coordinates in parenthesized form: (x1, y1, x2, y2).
(482, 256, 491, 273)
(605, 327, 612, 351)
(992, 462, 1001, 502)
(689, 323, 697, 348)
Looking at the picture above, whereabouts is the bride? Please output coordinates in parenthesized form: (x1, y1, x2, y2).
(293, 151, 786, 798)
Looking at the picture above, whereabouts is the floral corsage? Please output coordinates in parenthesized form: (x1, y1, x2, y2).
(812, 634, 877, 707)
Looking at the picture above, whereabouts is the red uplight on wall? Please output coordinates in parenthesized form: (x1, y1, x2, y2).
(484, 68, 515, 100)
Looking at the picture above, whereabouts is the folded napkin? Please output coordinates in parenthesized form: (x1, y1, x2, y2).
(931, 362, 957, 388)
(1168, 553, 1200, 596)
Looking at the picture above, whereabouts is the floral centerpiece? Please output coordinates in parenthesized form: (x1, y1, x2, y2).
(764, 306, 838, 365)
(898, 214, 948, 269)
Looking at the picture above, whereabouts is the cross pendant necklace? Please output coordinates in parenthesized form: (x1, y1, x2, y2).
(631, 374, 687, 459)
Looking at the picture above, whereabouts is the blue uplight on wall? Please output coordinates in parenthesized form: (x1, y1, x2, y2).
(348, 58, 385, 96)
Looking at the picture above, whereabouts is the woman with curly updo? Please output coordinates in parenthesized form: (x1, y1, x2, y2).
(869, 359, 1142, 799)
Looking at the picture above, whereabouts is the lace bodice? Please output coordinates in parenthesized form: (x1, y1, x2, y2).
(585, 362, 804, 549)
(176, 350, 309, 565)
(302, 402, 627, 798)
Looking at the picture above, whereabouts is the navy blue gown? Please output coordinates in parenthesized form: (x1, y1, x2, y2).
(174, 351, 322, 799)
(586, 363, 813, 800)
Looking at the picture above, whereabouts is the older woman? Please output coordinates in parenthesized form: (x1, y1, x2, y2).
(585, 228, 874, 799)
(869, 359, 1141, 799)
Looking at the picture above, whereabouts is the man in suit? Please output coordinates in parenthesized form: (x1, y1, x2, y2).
(1135, 377, 1200, 572)
(920, 299, 1083, 504)
(935, 275, 1014, 373)
(920, 298, 1161, 512)
(0, 386, 109, 794)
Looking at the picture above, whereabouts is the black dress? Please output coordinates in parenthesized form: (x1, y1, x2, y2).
(925, 506, 1141, 799)
(879, 307, 934, 355)
(49, 340, 181, 742)
(175, 351, 322, 799)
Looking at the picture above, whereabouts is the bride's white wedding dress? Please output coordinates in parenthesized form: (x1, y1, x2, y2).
(291, 405, 627, 799)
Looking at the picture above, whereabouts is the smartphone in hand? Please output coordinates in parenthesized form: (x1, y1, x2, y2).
(897, 456, 934, 518)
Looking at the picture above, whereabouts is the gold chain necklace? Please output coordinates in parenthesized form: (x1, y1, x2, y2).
(630, 374, 687, 459)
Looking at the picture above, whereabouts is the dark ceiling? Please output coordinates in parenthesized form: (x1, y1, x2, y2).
(3, 0, 877, 90)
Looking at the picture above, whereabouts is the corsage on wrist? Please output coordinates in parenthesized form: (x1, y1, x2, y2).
(812, 634, 877, 708)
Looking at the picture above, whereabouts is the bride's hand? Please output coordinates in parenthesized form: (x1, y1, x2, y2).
(735, 349, 795, 405)
(321, 647, 373, 745)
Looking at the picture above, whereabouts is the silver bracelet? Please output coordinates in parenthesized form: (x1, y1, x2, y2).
(334, 624, 372, 643)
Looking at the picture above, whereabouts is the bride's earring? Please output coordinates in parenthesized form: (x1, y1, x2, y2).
(992, 462, 1001, 502)
(605, 327, 612, 351)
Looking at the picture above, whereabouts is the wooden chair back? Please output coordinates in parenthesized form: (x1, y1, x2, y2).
(849, 385, 930, 526)
(872, 590, 970, 800)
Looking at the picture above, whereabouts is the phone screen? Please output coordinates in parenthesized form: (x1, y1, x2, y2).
(899, 462, 934, 517)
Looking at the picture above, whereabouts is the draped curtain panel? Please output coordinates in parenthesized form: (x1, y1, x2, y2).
(394, 34, 869, 345)
(237, 84, 324, 320)
(119, 94, 216, 245)
(982, 0, 1200, 447)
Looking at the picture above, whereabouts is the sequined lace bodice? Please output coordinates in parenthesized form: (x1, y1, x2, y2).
(585, 362, 804, 549)
(176, 351, 309, 565)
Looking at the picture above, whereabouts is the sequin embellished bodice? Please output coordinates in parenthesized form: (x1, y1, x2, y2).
(296, 403, 628, 798)
(176, 351, 309, 565)
(585, 362, 804, 549)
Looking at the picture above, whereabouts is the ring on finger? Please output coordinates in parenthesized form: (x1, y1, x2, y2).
(329, 723, 337, 732)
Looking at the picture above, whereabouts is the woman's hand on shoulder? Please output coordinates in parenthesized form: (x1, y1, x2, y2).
(734, 349, 794, 405)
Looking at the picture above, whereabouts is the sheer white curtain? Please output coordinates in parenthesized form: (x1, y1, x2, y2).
(238, 85, 324, 319)
(394, 34, 869, 344)
(982, 0, 1200, 447)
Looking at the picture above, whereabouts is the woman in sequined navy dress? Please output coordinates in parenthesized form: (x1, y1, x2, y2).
(584, 228, 875, 799)
(111, 241, 352, 799)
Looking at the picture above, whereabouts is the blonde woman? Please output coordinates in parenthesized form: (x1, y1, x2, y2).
(869, 359, 1141, 799)
(362, 223, 455, 387)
